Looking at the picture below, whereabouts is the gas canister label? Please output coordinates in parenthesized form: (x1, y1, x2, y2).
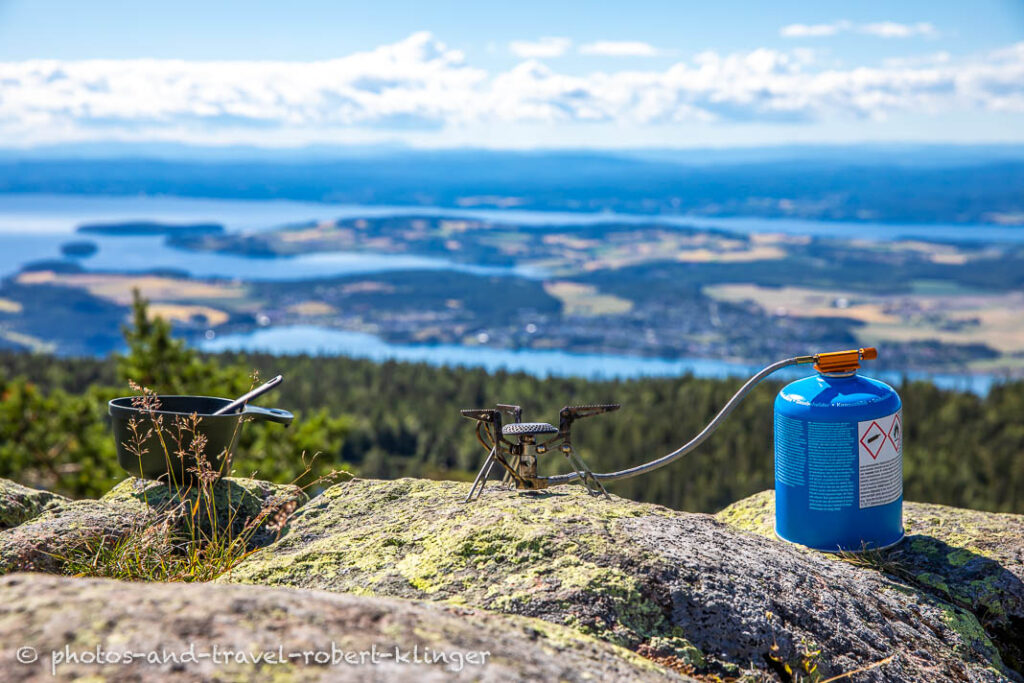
(858, 410, 902, 508)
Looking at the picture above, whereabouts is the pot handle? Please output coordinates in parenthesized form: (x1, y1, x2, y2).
(243, 405, 294, 425)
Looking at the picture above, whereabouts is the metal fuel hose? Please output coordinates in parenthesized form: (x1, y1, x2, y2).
(546, 356, 805, 485)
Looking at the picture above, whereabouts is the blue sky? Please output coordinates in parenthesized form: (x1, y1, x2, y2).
(0, 0, 1022, 149)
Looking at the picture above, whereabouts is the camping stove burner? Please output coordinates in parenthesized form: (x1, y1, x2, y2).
(459, 403, 619, 502)
(502, 422, 558, 436)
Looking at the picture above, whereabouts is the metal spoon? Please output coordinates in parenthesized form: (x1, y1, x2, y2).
(212, 375, 284, 416)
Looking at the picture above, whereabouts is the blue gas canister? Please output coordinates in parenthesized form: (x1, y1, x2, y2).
(774, 347, 904, 552)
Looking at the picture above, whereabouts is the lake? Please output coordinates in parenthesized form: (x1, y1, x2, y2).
(0, 195, 540, 280)
(199, 324, 999, 395)
(2, 192, 1014, 393)
(2, 193, 1021, 281)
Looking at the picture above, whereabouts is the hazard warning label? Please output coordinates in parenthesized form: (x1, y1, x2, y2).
(858, 410, 902, 508)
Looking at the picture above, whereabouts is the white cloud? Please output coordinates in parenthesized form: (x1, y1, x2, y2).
(860, 21, 937, 38)
(0, 32, 1021, 147)
(882, 51, 951, 68)
(780, 21, 851, 38)
(781, 20, 938, 39)
(578, 41, 661, 57)
(0, 32, 487, 140)
(508, 37, 571, 59)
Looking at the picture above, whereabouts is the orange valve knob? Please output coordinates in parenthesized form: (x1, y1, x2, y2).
(812, 347, 877, 374)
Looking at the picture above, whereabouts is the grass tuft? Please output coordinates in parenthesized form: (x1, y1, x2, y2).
(52, 376, 346, 582)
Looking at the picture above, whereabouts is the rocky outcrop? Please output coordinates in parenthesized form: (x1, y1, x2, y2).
(224, 478, 1023, 682)
(2, 475, 1021, 681)
(0, 477, 304, 573)
(0, 478, 65, 529)
(718, 489, 1024, 675)
(0, 497, 157, 573)
(103, 476, 307, 548)
(0, 573, 680, 682)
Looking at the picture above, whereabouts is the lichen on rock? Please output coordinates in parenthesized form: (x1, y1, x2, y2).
(0, 476, 307, 573)
(0, 478, 65, 529)
(717, 489, 1024, 675)
(103, 476, 308, 547)
(225, 477, 1022, 681)
(0, 495, 157, 573)
(0, 573, 683, 682)
(2, 474, 1020, 681)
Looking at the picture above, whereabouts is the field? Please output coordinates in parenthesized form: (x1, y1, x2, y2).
(705, 284, 1024, 362)
(0, 215, 1021, 375)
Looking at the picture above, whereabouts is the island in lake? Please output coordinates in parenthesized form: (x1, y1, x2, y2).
(59, 240, 98, 258)
(0, 214, 1020, 376)
(77, 221, 224, 237)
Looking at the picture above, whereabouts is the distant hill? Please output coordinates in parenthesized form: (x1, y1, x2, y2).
(1, 149, 1023, 224)
(4, 141, 1024, 166)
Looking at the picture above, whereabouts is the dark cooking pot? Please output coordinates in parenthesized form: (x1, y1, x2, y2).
(109, 395, 293, 482)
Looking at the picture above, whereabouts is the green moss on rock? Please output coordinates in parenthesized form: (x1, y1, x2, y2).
(103, 477, 307, 547)
(714, 489, 775, 536)
(226, 478, 682, 655)
(0, 496, 156, 573)
(0, 573, 683, 681)
(0, 477, 65, 529)
(0, 477, 308, 574)
(717, 490, 1024, 674)
(224, 478, 1017, 681)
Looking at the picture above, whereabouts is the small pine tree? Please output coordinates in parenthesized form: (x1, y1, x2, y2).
(116, 288, 247, 395)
